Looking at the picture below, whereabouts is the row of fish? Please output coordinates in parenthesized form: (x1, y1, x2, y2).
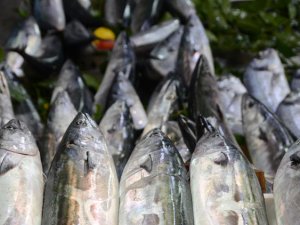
(1, 0, 300, 224)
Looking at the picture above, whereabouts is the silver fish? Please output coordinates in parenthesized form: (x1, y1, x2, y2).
(244, 48, 290, 112)
(276, 91, 300, 138)
(0, 70, 14, 126)
(142, 78, 179, 136)
(242, 93, 293, 184)
(217, 74, 247, 135)
(104, 0, 126, 27)
(130, 19, 180, 52)
(148, 26, 184, 79)
(191, 118, 268, 225)
(0, 119, 43, 225)
(291, 69, 300, 92)
(34, 0, 66, 31)
(161, 121, 191, 163)
(42, 112, 119, 225)
(165, 0, 196, 22)
(40, 91, 77, 173)
(63, 20, 93, 47)
(100, 100, 135, 179)
(52, 60, 93, 114)
(94, 32, 135, 109)
(119, 128, 194, 225)
(178, 14, 214, 86)
(108, 73, 148, 130)
(274, 139, 300, 225)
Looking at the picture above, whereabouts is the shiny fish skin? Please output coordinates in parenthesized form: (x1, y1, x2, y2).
(0, 119, 43, 225)
(178, 14, 214, 86)
(165, 0, 196, 22)
(191, 119, 268, 225)
(104, 0, 126, 27)
(142, 78, 179, 136)
(42, 112, 119, 225)
(0, 70, 14, 126)
(33, 0, 66, 31)
(291, 69, 300, 92)
(52, 60, 93, 114)
(108, 73, 148, 130)
(94, 32, 135, 109)
(276, 91, 300, 138)
(149, 27, 184, 79)
(130, 19, 180, 52)
(119, 128, 194, 225)
(217, 74, 247, 135)
(242, 94, 293, 184)
(244, 48, 290, 112)
(274, 139, 300, 225)
(40, 91, 77, 173)
(99, 100, 135, 179)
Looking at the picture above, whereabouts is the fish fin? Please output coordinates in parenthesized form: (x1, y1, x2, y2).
(178, 114, 197, 152)
(140, 154, 152, 173)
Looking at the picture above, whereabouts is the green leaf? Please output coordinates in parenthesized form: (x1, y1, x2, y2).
(0, 48, 4, 62)
(82, 73, 101, 91)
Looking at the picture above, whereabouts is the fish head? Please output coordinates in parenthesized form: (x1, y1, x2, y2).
(241, 93, 264, 125)
(0, 119, 38, 156)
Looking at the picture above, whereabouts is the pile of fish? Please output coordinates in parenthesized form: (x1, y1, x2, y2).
(0, 0, 300, 224)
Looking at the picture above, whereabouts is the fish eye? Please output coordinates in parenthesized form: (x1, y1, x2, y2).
(248, 101, 254, 108)
(76, 119, 87, 127)
(4, 125, 16, 130)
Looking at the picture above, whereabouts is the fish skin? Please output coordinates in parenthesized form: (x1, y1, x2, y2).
(33, 0, 66, 31)
(165, 0, 196, 22)
(274, 139, 300, 225)
(108, 72, 148, 130)
(52, 59, 93, 114)
(191, 118, 268, 225)
(244, 48, 290, 112)
(161, 121, 192, 163)
(291, 69, 300, 92)
(142, 77, 179, 136)
(119, 128, 194, 225)
(42, 112, 119, 225)
(99, 100, 135, 179)
(0, 119, 43, 225)
(178, 14, 214, 86)
(148, 26, 184, 79)
(276, 91, 300, 138)
(217, 74, 247, 135)
(63, 20, 93, 47)
(242, 93, 294, 184)
(0, 70, 14, 126)
(94, 32, 135, 109)
(40, 91, 77, 173)
(104, 0, 127, 27)
(0, 64, 43, 139)
(130, 19, 180, 52)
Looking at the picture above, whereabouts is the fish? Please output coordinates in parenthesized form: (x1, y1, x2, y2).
(0, 64, 43, 139)
(0, 119, 43, 225)
(148, 26, 184, 79)
(161, 120, 192, 163)
(165, 0, 196, 22)
(142, 77, 179, 136)
(0, 70, 15, 126)
(107, 71, 148, 130)
(39, 91, 77, 173)
(51, 59, 93, 114)
(178, 114, 197, 152)
(119, 128, 194, 225)
(217, 74, 247, 135)
(178, 14, 214, 86)
(63, 20, 93, 47)
(128, 0, 165, 33)
(99, 100, 135, 179)
(190, 117, 268, 225)
(274, 139, 300, 225)
(42, 112, 119, 225)
(130, 19, 180, 52)
(291, 69, 300, 92)
(33, 0, 66, 31)
(104, 0, 127, 27)
(244, 48, 290, 112)
(276, 91, 300, 138)
(94, 32, 135, 110)
(242, 93, 294, 184)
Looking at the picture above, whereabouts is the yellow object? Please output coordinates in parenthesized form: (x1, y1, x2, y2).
(93, 27, 115, 41)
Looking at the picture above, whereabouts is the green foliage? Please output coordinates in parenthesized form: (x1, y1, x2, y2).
(0, 48, 4, 62)
(194, 0, 300, 74)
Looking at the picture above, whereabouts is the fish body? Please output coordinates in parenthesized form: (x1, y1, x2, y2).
(100, 100, 135, 179)
(165, 0, 196, 22)
(291, 69, 300, 92)
(63, 20, 93, 47)
(0, 119, 43, 225)
(244, 48, 290, 112)
(242, 94, 293, 183)
(119, 128, 194, 225)
(104, 0, 127, 27)
(0, 70, 14, 126)
(191, 119, 268, 225)
(42, 112, 119, 225)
